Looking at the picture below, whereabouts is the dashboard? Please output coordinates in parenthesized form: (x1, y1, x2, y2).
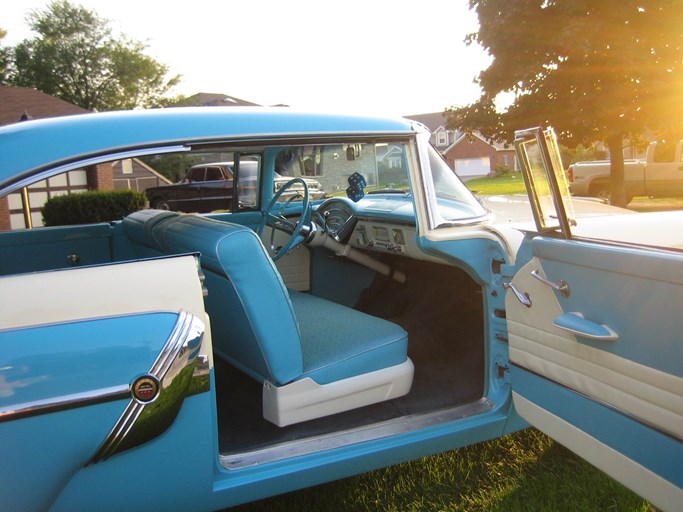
(315, 195, 420, 257)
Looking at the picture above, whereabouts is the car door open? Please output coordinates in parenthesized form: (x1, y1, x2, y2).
(508, 127, 683, 512)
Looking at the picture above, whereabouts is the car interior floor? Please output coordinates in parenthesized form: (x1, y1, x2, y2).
(215, 257, 485, 455)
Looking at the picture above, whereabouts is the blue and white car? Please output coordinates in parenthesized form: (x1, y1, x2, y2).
(0, 109, 680, 511)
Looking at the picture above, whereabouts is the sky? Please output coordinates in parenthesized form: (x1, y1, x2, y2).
(3, 0, 492, 117)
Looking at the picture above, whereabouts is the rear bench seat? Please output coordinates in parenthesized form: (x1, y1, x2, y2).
(122, 210, 413, 426)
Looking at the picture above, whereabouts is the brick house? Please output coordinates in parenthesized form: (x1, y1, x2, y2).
(0, 86, 170, 230)
(404, 112, 518, 178)
(444, 132, 517, 178)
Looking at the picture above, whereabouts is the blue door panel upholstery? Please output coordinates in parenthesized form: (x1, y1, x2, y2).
(0, 223, 112, 275)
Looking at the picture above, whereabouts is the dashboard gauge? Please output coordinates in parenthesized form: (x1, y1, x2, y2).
(316, 199, 357, 242)
(324, 208, 350, 238)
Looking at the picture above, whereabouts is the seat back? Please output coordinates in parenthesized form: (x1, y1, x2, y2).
(122, 209, 180, 257)
(154, 215, 304, 385)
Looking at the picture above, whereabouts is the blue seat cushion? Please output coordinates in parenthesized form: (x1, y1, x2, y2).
(289, 290, 408, 385)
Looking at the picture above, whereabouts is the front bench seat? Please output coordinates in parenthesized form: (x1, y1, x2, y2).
(151, 213, 413, 427)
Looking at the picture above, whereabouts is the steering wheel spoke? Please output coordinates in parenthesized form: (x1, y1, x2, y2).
(265, 212, 296, 233)
(258, 178, 311, 261)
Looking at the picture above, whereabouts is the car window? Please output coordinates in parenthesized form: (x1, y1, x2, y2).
(270, 142, 410, 199)
(189, 167, 205, 182)
(235, 156, 260, 210)
(424, 145, 489, 226)
(205, 167, 224, 181)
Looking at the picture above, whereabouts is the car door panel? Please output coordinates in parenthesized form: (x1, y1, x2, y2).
(507, 236, 683, 510)
(0, 222, 112, 275)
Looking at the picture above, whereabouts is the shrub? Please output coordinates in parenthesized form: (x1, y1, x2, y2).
(494, 164, 515, 176)
(42, 190, 146, 226)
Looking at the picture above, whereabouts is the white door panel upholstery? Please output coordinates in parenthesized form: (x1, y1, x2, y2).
(507, 257, 683, 441)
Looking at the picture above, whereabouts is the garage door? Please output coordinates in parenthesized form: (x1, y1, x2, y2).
(454, 157, 490, 177)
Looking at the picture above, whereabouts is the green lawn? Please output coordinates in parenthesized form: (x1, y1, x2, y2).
(628, 196, 683, 212)
(230, 429, 649, 511)
(466, 173, 683, 214)
(465, 174, 528, 196)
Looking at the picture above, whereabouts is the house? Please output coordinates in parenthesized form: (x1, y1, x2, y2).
(182, 92, 261, 107)
(404, 112, 518, 178)
(0, 87, 171, 230)
(0, 86, 88, 126)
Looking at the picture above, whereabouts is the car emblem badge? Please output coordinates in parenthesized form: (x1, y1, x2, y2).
(131, 375, 159, 403)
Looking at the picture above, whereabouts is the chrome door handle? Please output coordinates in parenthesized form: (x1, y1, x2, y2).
(504, 282, 532, 307)
(531, 270, 570, 298)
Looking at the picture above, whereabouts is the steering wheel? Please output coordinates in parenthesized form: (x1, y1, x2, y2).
(258, 178, 311, 261)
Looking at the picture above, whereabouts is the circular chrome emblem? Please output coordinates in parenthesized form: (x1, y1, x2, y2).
(131, 375, 159, 403)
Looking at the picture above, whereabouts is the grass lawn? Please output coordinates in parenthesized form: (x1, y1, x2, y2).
(466, 173, 683, 214)
(230, 429, 650, 511)
(628, 196, 683, 212)
(465, 174, 528, 196)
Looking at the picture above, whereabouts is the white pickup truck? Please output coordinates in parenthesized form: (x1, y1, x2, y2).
(568, 140, 683, 202)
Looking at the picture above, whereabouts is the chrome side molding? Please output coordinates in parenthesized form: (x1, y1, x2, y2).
(88, 311, 206, 464)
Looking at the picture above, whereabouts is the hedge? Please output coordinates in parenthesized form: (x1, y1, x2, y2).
(42, 190, 147, 226)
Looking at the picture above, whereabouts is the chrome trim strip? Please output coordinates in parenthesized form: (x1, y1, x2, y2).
(88, 311, 206, 464)
(0, 385, 130, 424)
(220, 398, 494, 470)
(5, 145, 189, 197)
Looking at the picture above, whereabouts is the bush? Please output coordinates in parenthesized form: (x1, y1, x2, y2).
(42, 190, 146, 226)
(493, 164, 515, 176)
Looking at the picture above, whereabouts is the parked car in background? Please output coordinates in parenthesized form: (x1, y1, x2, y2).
(568, 139, 683, 202)
(0, 108, 680, 512)
(145, 159, 325, 212)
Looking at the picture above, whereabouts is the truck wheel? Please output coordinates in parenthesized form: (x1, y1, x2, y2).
(154, 201, 171, 210)
(592, 185, 610, 202)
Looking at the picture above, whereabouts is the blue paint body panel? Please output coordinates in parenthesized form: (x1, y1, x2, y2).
(0, 312, 180, 511)
(0, 313, 177, 405)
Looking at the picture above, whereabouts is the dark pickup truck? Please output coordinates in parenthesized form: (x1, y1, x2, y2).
(145, 161, 325, 213)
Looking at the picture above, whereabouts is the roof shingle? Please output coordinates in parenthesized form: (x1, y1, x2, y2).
(0, 86, 89, 126)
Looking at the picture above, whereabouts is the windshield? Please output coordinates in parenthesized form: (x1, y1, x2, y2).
(425, 145, 488, 225)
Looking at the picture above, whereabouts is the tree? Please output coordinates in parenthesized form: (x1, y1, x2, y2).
(447, 0, 683, 206)
(0, 28, 10, 85)
(10, 1, 180, 111)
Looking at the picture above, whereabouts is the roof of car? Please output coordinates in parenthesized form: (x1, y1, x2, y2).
(0, 107, 419, 190)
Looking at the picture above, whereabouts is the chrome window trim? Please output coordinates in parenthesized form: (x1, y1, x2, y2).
(4, 145, 189, 197)
(415, 132, 490, 230)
